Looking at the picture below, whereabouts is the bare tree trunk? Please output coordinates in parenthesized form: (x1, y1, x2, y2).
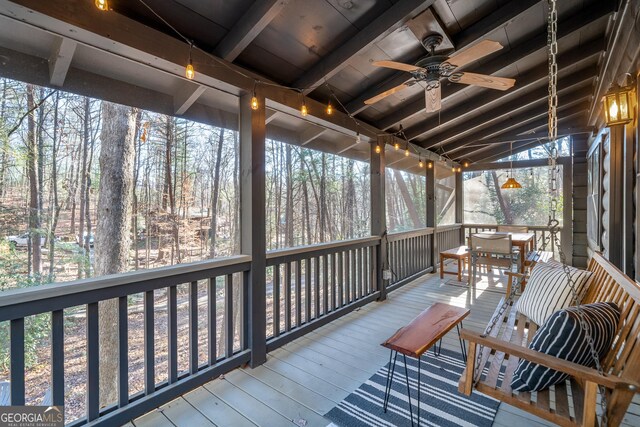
(132, 111, 142, 269)
(0, 79, 8, 197)
(394, 170, 422, 228)
(490, 170, 514, 224)
(26, 85, 41, 275)
(284, 144, 294, 247)
(48, 92, 61, 277)
(96, 102, 136, 406)
(319, 153, 327, 242)
(209, 128, 224, 258)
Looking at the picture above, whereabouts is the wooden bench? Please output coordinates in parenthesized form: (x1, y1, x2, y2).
(458, 253, 640, 427)
(382, 303, 470, 426)
(439, 246, 470, 282)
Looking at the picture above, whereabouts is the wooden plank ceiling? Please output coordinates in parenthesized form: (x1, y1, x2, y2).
(105, 0, 613, 163)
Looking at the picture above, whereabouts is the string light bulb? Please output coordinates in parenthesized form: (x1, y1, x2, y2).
(451, 166, 456, 173)
(404, 145, 410, 157)
(428, 161, 433, 169)
(457, 166, 462, 173)
(375, 143, 381, 154)
(463, 161, 470, 168)
(419, 158, 424, 168)
(251, 95, 259, 110)
(185, 43, 195, 80)
(95, 0, 109, 11)
(326, 101, 333, 115)
(301, 102, 308, 116)
(394, 141, 400, 150)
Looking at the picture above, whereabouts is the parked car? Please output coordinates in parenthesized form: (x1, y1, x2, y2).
(6, 233, 30, 247)
(5, 233, 49, 248)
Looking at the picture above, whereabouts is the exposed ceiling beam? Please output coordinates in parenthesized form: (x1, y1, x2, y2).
(214, 0, 289, 61)
(451, 127, 593, 154)
(173, 82, 207, 115)
(300, 127, 328, 146)
(375, 1, 614, 131)
(294, 0, 436, 94)
(265, 109, 281, 124)
(478, 140, 552, 163)
(48, 36, 76, 87)
(465, 116, 586, 162)
(403, 40, 602, 141)
(440, 90, 592, 155)
(344, 0, 541, 115)
(412, 67, 596, 146)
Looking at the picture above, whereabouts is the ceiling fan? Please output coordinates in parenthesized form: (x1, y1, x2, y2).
(365, 34, 516, 112)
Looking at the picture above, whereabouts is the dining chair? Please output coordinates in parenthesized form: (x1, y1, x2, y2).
(469, 233, 518, 286)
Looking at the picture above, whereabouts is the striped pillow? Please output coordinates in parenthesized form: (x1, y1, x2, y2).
(511, 302, 620, 392)
(516, 263, 593, 326)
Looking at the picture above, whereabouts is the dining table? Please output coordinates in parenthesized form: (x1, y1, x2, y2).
(471, 231, 535, 273)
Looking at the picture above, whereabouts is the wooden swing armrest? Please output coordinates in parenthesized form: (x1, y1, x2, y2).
(504, 271, 527, 296)
(460, 329, 640, 391)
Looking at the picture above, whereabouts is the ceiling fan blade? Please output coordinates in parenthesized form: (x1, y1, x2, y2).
(364, 82, 413, 105)
(447, 40, 503, 68)
(372, 60, 422, 73)
(425, 86, 441, 112)
(452, 72, 515, 90)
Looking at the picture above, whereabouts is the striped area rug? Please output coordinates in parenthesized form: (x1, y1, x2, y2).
(324, 348, 500, 427)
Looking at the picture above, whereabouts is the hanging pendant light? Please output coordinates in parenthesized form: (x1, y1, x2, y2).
(501, 141, 522, 189)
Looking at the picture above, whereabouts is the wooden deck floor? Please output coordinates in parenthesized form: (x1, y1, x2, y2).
(129, 267, 640, 427)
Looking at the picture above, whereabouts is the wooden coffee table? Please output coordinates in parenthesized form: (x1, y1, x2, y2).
(381, 303, 470, 426)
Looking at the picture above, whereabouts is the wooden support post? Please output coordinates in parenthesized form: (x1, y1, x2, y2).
(455, 169, 464, 244)
(240, 91, 267, 367)
(427, 165, 437, 272)
(562, 154, 573, 266)
(371, 136, 387, 301)
(623, 120, 635, 277)
(608, 125, 625, 269)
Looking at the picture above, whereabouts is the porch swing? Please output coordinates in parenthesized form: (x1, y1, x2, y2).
(457, 1, 640, 426)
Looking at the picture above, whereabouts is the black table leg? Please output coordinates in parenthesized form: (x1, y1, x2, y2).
(457, 323, 467, 363)
(402, 354, 415, 427)
(383, 350, 398, 412)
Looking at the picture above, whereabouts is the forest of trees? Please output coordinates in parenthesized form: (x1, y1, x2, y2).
(0, 76, 430, 417)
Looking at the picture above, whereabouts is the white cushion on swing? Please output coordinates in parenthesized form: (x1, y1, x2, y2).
(515, 262, 593, 326)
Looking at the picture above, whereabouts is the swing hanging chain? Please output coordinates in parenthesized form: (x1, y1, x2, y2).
(472, 3, 610, 423)
(546, 0, 609, 424)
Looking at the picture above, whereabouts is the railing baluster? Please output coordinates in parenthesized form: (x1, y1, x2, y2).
(189, 281, 198, 374)
(358, 247, 364, 298)
(305, 259, 311, 323)
(87, 302, 99, 421)
(144, 291, 154, 395)
(117, 298, 128, 407)
(322, 255, 329, 314)
(10, 318, 25, 405)
(370, 246, 376, 292)
(338, 251, 344, 307)
(168, 285, 178, 383)
(314, 257, 320, 318)
(351, 249, 357, 301)
(224, 274, 234, 358)
(52, 309, 64, 406)
(207, 278, 216, 365)
(225, 274, 233, 358)
(331, 253, 337, 310)
(295, 260, 302, 327)
(284, 262, 292, 331)
(273, 265, 280, 337)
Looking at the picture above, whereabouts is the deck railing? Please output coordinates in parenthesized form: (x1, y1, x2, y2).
(462, 223, 562, 255)
(387, 228, 434, 289)
(266, 237, 381, 351)
(0, 255, 252, 426)
(0, 228, 465, 426)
